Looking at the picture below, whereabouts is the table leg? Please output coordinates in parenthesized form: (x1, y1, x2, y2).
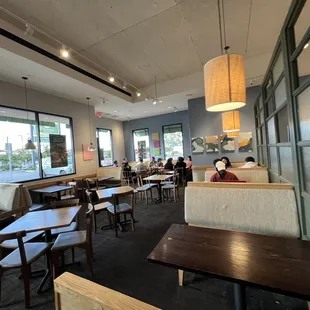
(57, 191, 61, 200)
(233, 283, 246, 310)
(155, 183, 162, 204)
(37, 229, 52, 294)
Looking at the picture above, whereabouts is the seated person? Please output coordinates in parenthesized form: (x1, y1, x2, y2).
(240, 156, 258, 168)
(135, 157, 148, 173)
(175, 156, 187, 180)
(187, 155, 192, 171)
(123, 162, 131, 172)
(113, 160, 119, 167)
(149, 156, 157, 168)
(164, 158, 174, 170)
(210, 161, 239, 182)
(157, 158, 164, 168)
(221, 156, 232, 169)
(122, 157, 128, 167)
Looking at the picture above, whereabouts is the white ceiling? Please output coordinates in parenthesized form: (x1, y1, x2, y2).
(0, 0, 301, 121)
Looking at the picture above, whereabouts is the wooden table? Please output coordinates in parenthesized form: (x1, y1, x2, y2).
(98, 176, 114, 182)
(148, 224, 310, 310)
(96, 186, 134, 200)
(143, 175, 173, 203)
(31, 185, 73, 201)
(1, 206, 81, 293)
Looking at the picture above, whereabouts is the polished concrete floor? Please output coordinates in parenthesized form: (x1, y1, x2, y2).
(0, 189, 307, 309)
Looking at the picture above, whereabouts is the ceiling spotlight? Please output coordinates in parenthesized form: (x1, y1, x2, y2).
(304, 42, 309, 49)
(159, 100, 163, 103)
(61, 46, 69, 58)
(122, 83, 127, 89)
(108, 75, 115, 83)
(144, 110, 147, 113)
(114, 110, 117, 113)
(24, 24, 34, 36)
(153, 99, 157, 105)
(136, 91, 141, 97)
(168, 106, 172, 109)
(145, 97, 149, 101)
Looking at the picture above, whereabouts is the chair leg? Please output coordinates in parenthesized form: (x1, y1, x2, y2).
(174, 188, 176, 202)
(146, 191, 148, 205)
(114, 215, 118, 237)
(178, 269, 184, 286)
(150, 188, 153, 201)
(93, 212, 97, 234)
(51, 252, 59, 280)
(22, 265, 31, 308)
(86, 245, 93, 278)
(71, 248, 75, 263)
(0, 269, 3, 302)
(131, 212, 135, 232)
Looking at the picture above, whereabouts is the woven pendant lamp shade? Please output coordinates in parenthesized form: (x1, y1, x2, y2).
(204, 54, 246, 112)
(222, 111, 240, 132)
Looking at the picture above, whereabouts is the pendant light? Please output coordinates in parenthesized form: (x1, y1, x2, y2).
(152, 76, 162, 105)
(204, 0, 246, 112)
(86, 97, 96, 152)
(22, 77, 36, 150)
(222, 111, 240, 132)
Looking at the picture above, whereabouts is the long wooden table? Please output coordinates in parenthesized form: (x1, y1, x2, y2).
(31, 185, 73, 201)
(148, 224, 310, 310)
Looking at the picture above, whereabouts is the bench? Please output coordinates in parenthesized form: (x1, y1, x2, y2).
(54, 272, 160, 310)
(203, 167, 269, 183)
(179, 182, 300, 285)
(97, 167, 122, 186)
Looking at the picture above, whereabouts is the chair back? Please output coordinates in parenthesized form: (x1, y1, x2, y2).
(112, 189, 134, 213)
(66, 181, 77, 197)
(86, 204, 94, 246)
(53, 198, 80, 209)
(0, 230, 27, 266)
(86, 178, 98, 190)
(85, 189, 93, 204)
(136, 175, 144, 187)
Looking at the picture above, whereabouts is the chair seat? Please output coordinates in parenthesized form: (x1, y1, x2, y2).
(51, 222, 77, 236)
(136, 184, 156, 191)
(94, 202, 112, 212)
(0, 242, 50, 268)
(60, 194, 76, 200)
(160, 181, 173, 185)
(29, 203, 48, 212)
(107, 203, 132, 214)
(52, 231, 86, 251)
(1, 231, 44, 249)
(162, 184, 177, 189)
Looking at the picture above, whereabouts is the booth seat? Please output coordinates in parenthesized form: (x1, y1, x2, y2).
(54, 272, 160, 310)
(185, 182, 300, 238)
(204, 167, 269, 183)
(97, 167, 122, 180)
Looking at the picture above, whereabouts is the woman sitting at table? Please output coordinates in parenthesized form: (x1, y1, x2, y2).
(175, 157, 187, 181)
(157, 158, 164, 168)
(164, 158, 174, 170)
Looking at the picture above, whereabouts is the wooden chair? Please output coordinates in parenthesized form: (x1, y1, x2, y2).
(162, 173, 180, 202)
(135, 175, 157, 205)
(0, 230, 51, 308)
(75, 179, 86, 202)
(122, 171, 133, 185)
(50, 199, 80, 237)
(23, 187, 48, 212)
(60, 181, 77, 200)
(107, 189, 135, 237)
(51, 204, 94, 279)
(85, 178, 106, 193)
(85, 190, 112, 233)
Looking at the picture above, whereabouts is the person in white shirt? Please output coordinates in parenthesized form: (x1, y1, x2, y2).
(240, 156, 258, 168)
(135, 157, 148, 172)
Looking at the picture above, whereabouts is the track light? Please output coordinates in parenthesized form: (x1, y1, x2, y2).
(108, 75, 115, 83)
(145, 97, 149, 101)
(136, 91, 141, 97)
(153, 99, 157, 105)
(61, 46, 69, 58)
(24, 24, 34, 36)
(122, 83, 127, 89)
(304, 43, 309, 49)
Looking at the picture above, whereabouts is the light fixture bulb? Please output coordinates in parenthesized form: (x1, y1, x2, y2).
(88, 143, 97, 152)
(123, 84, 127, 89)
(136, 91, 141, 97)
(304, 43, 309, 49)
(61, 47, 69, 58)
(108, 75, 115, 83)
(153, 99, 157, 105)
(145, 97, 149, 101)
(159, 100, 163, 103)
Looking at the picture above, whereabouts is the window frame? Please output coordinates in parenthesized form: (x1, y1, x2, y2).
(132, 128, 150, 161)
(0, 104, 76, 183)
(162, 123, 184, 160)
(96, 128, 114, 167)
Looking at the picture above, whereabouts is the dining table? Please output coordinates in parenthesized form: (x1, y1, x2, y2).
(143, 174, 173, 203)
(1, 206, 81, 293)
(148, 223, 310, 310)
(31, 185, 73, 202)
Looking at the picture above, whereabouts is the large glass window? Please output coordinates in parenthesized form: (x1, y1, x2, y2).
(163, 124, 184, 159)
(0, 106, 75, 183)
(133, 129, 150, 161)
(97, 128, 113, 167)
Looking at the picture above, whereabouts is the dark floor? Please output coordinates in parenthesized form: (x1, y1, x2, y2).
(0, 189, 308, 309)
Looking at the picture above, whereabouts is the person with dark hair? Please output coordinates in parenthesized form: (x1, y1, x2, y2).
(213, 158, 221, 167)
(175, 156, 187, 182)
(210, 161, 239, 182)
(164, 158, 174, 170)
(113, 160, 119, 167)
(149, 156, 157, 168)
(187, 155, 192, 170)
(186, 155, 193, 182)
(135, 157, 148, 172)
(241, 156, 258, 168)
(157, 158, 164, 168)
(221, 156, 232, 169)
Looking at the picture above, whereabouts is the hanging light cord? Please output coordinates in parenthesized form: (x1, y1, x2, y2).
(87, 98, 92, 143)
(217, 0, 223, 55)
(154, 76, 157, 99)
(245, 0, 253, 55)
(221, 0, 228, 51)
(23, 78, 29, 120)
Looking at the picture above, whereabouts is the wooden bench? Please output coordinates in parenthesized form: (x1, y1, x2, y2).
(54, 272, 160, 310)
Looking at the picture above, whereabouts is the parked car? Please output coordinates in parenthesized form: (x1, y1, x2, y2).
(42, 158, 73, 176)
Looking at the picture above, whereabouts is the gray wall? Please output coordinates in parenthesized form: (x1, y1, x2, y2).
(123, 110, 190, 161)
(188, 86, 260, 165)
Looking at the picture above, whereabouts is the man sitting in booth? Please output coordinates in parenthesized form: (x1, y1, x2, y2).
(210, 160, 239, 182)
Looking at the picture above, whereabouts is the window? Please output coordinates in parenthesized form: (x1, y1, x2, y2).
(0, 106, 75, 183)
(97, 128, 113, 167)
(163, 124, 184, 159)
(133, 129, 150, 161)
